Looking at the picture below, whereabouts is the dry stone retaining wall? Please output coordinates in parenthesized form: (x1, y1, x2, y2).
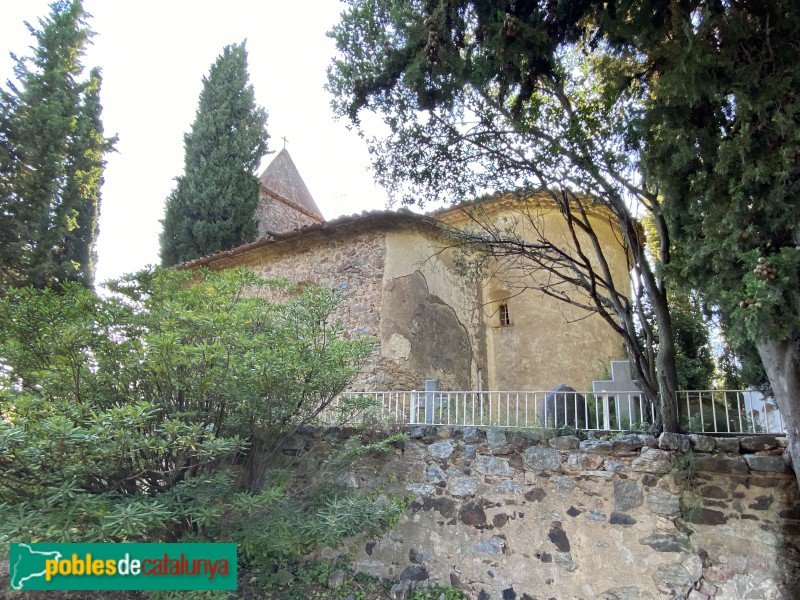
(300, 428, 799, 600)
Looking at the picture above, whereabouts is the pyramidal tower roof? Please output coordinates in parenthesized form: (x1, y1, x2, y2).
(258, 149, 324, 220)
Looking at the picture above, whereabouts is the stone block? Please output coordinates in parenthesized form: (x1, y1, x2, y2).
(403, 441, 428, 461)
(697, 581, 717, 595)
(739, 435, 780, 453)
(586, 509, 607, 521)
(435, 426, 454, 439)
(609, 512, 637, 525)
(693, 454, 748, 474)
(406, 483, 436, 496)
(548, 524, 571, 551)
(549, 435, 580, 450)
(639, 434, 659, 448)
(684, 507, 728, 525)
(612, 433, 645, 452)
(524, 487, 546, 502)
(580, 470, 614, 478)
(428, 439, 455, 459)
(523, 445, 563, 471)
(631, 447, 672, 474)
(494, 480, 523, 494)
(579, 440, 614, 454)
(425, 465, 446, 482)
(653, 564, 693, 590)
(648, 489, 681, 516)
(566, 451, 604, 472)
(658, 432, 691, 453)
(473, 455, 514, 477)
(487, 428, 510, 454)
(639, 533, 691, 553)
(399, 564, 429, 582)
(447, 476, 478, 497)
(458, 502, 486, 526)
(614, 480, 644, 511)
(689, 434, 716, 453)
(714, 437, 740, 453)
(328, 570, 346, 589)
(471, 536, 506, 555)
(461, 426, 480, 444)
(556, 475, 576, 497)
(744, 454, 791, 473)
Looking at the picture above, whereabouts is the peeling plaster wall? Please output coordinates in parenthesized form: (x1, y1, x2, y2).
(381, 230, 487, 389)
(300, 429, 800, 600)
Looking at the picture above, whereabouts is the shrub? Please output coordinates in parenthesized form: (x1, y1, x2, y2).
(0, 267, 375, 544)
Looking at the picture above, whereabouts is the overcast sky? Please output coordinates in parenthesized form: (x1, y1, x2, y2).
(1, 1, 391, 283)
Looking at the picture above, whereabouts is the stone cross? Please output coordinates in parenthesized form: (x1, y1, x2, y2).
(592, 360, 645, 430)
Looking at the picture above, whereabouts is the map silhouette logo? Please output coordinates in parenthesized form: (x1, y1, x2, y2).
(9, 543, 63, 590)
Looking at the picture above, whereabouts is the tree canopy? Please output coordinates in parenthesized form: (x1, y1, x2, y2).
(160, 42, 269, 266)
(0, 0, 115, 290)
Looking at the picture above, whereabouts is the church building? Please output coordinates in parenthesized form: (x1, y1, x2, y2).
(180, 149, 630, 393)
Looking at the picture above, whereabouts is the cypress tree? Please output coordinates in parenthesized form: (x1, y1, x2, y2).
(0, 0, 114, 290)
(160, 42, 269, 266)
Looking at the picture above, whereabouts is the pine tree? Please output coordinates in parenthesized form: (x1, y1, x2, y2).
(0, 0, 114, 290)
(160, 42, 269, 266)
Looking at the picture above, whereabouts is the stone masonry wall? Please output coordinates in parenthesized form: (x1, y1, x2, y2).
(256, 192, 320, 237)
(237, 225, 388, 390)
(297, 428, 800, 600)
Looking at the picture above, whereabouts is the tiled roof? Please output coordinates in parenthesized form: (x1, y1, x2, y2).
(175, 209, 439, 270)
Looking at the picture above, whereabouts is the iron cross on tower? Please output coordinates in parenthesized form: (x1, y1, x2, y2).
(281, 136, 288, 149)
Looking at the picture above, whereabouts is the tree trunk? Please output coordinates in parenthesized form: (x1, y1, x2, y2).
(640, 268, 680, 433)
(757, 337, 800, 489)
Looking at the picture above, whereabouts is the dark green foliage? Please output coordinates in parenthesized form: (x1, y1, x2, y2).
(160, 42, 269, 266)
(0, 0, 115, 290)
(0, 268, 375, 544)
(595, 1, 800, 479)
(593, 1, 800, 355)
(670, 298, 714, 391)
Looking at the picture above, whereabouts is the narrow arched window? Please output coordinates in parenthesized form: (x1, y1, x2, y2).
(499, 303, 510, 326)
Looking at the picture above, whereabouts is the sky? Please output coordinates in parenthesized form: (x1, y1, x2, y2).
(0, 0, 391, 283)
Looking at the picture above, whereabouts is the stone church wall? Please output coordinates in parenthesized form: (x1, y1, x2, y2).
(229, 217, 484, 390)
(256, 192, 320, 237)
(208, 204, 635, 394)
(293, 428, 799, 600)
(232, 222, 389, 390)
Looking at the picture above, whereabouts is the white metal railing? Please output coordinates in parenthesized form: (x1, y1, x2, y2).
(677, 389, 785, 435)
(320, 390, 652, 432)
(318, 389, 784, 435)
